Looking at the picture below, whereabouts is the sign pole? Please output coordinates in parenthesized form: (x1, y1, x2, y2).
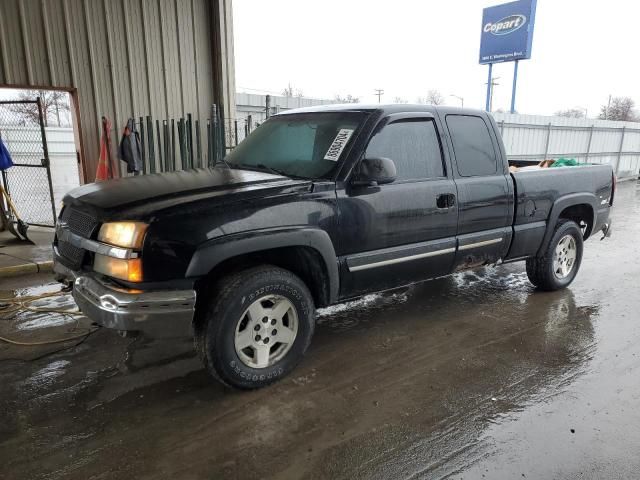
(485, 63, 493, 112)
(510, 60, 519, 113)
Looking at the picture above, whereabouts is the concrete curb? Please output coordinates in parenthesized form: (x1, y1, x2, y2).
(0, 260, 54, 278)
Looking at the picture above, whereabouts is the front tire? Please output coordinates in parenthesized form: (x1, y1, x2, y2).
(195, 266, 315, 389)
(526, 219, 584, 291)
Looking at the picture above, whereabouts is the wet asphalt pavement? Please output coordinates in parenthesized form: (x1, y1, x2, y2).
(1, 181, 639, 480)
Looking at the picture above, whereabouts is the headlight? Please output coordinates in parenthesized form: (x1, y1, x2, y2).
(98, 222, 148, 249)
(94, 254, 143, 282)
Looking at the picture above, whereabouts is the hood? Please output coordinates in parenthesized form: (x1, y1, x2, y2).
(64, 167, 307, 211)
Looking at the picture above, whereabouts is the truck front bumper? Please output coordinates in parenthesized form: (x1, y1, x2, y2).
(54, 261, 196, 337)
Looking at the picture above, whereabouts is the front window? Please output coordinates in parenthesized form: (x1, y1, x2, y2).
(226, 112, 367, 179)
(365, 119, 446, 181)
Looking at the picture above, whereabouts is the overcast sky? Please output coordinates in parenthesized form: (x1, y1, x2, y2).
(233, 0, 639, 117)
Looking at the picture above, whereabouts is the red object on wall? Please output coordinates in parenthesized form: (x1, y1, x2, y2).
(95, 116, 115, 181)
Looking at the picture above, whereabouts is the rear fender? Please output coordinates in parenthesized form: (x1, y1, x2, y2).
(537, 193, 598, 255)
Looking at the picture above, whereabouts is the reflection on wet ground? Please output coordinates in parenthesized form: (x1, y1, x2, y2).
(1, 181, 640, 479)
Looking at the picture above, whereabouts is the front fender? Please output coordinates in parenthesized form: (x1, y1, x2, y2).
(185, 227, 340, 303)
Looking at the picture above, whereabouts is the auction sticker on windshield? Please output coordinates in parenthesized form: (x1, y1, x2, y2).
(324, 129, 354, 161)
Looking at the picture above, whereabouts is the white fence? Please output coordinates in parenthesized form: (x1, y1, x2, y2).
(493, 113, 640, 180)
(44, 127, 81, 206)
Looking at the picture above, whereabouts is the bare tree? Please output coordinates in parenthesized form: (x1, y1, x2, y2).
(334, 94, 359, 104)
(555, 108, 586, 118)
(416, 90, 444, 105)
(426, 89, 445, 106)
(392, 96, 408, 104)
(282, 83, 303, 98)
(282, 84, 294, 97)
(2, 89, 71, 126)
(599, 96, 638, 122)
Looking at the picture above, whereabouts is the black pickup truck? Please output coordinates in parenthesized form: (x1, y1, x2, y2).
(54, 105, 614, 389)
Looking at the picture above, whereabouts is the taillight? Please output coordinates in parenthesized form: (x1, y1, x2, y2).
(610, 172, 616, 206)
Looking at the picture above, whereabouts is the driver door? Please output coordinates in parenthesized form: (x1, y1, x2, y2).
(336, 114, 458, 297)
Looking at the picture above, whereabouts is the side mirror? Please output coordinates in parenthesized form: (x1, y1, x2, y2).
(352, 157, 397, 186)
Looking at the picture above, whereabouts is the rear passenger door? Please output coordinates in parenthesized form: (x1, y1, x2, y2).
(337, 113, 458, 296)
(442, 113, 513, 269)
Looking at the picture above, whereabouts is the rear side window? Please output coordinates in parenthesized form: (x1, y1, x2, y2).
(365, 119, 444, 181)
(446, 115, 497, 177)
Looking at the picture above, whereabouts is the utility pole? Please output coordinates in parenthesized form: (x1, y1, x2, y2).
(485, 77, 500, 112)
(485, 64, 493, 111)
(374, 89, 384, 103)
(510, 60, 519, 114)
(606, 94, 612, 120)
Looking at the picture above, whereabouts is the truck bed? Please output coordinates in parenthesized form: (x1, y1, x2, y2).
(505, 164, 614, 260)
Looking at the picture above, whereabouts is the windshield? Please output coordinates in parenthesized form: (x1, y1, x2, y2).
(225, 112, 367, 179)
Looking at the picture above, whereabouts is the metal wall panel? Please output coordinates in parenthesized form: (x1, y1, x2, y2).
(493, 113, 640, 179)
(0, 0, 235, 182)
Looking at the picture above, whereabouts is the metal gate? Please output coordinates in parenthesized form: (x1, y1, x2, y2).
(0, 98, 57, 227)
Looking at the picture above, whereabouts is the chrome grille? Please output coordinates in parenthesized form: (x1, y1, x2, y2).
(61, 207, 98, 237)
(57, 240, 85, 270)
(57, 207, 99, 270)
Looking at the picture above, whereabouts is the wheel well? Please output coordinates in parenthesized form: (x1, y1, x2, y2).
(558, 204, 594, 239)
(195, 246, 331, 308)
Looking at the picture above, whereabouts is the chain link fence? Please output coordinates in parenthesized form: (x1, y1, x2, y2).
(0, 99, 57, 227)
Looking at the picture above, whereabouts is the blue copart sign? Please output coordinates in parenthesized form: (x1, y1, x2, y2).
(479, 0, 537, 64)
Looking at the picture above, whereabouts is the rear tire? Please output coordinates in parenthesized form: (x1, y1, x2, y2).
(526, 219, 583, 291)
(195, 265, 315, 389)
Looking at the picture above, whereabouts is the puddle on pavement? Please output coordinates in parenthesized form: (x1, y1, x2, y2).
(21, 359, 71, 390)
(317, 290, 410, 331)
(0, 264, 611, 480)
(0, 280, 94, 351)
(13, 292, 81, 331)
(13, 281, 63, 298)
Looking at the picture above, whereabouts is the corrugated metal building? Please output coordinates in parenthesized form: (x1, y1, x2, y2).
(0, 0, 235, 182)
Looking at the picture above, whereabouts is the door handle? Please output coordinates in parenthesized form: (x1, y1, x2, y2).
(436, 193, 456, 209)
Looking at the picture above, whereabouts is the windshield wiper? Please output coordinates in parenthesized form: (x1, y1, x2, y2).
(256, 164, 309, 180)
(214, 157, 231, 169)
(230, 163, 307, 180)
(255, 164, 290, 177)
